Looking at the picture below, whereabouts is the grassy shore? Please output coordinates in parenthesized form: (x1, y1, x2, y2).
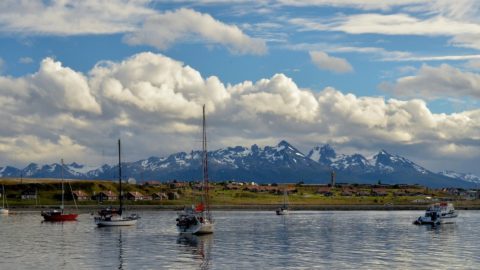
(1, 178, 479, 211)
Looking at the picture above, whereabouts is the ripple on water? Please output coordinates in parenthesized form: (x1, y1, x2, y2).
(1, 210, 480, 269)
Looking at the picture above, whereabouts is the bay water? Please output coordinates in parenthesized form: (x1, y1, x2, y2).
(0, 210, 479, 269)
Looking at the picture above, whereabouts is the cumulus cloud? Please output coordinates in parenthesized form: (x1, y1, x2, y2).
(309, 51, 353, 73)
(380, 63, 480, 100)
(124, 8, 267, 55)
(0, 52, 479, 175)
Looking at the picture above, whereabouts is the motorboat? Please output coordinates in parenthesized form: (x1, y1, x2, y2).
(177, 205, 214, 234)
(413, 202, 458, 225)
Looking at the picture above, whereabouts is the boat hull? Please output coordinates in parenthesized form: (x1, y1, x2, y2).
(95, 216, 138, 227)
(177, 222, 214, 235)
(0, 208, 8, 215)
(276, 209, 288, 215)
(42, 212, 78, 222)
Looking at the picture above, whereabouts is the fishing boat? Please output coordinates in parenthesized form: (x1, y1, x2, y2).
(275, 188, 289, 215)
(94, 139, 139, 227)
(413, 202, 458, 225)
(0, 184, 8, 215)
(176, 105, 214, 234)
(41, 159, 78, 221)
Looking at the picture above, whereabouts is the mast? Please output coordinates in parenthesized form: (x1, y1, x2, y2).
(61, 158, 64, 211)
(202, 105, 210, 214)
(118, 139, 123, 215)
(2, 185, 5, 208)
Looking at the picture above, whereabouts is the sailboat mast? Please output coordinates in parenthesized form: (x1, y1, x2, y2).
(118, 139, 123, 215)
(202, 105, 209, 213)
(2, 185, 5, 208)
(61, 159, 64, 211)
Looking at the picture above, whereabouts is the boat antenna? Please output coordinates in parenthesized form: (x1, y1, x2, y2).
(202, 105, 210, 214)
(118, 139, 123, 216)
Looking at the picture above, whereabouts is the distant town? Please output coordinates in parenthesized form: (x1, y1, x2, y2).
(1, 177, 480, 210)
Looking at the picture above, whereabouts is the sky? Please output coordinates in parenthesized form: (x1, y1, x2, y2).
(0, 0, 480, 175)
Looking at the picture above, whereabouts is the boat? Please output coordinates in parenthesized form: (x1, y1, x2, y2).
(275, 188, 289, 215)
(94, 139, 139, 227)
(413, 202, 458, 225)
(176, 105, 214, 234)
(41, 159, 78, 221)
(0, 184, 8, 214)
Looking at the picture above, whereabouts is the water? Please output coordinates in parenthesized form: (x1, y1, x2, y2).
(1, 210, 479, 269)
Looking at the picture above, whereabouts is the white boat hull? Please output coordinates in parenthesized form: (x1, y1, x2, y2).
(276, 209, 288, 215)
(0, 208, 8, 215)
(177, 221, 214, 234)
(177, 218, 214, 234)
(95, 216, 138, 227)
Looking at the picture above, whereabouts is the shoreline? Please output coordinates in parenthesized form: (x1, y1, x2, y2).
(6, 204, 480, 212)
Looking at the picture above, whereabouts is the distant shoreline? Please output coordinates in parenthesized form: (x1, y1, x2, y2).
(6, 204, 480, 212)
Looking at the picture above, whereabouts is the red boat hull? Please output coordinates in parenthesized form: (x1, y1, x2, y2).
(42, 212, 78, 222)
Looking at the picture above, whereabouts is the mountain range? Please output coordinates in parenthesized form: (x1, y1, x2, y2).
(0, 140, 478, 188)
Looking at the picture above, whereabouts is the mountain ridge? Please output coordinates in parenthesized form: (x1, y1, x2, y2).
(0, 141, 476, 188)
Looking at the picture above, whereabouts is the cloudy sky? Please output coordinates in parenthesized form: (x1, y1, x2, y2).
(0, 0, 480, 175)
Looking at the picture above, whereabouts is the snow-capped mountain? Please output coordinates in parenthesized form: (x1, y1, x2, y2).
(439, 170, 480, 184)
(0, 141, 477, 188)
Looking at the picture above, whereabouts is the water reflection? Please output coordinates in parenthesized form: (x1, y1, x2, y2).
(177, 234, 213, 269)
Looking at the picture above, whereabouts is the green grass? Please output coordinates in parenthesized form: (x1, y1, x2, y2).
(0, 178, 477, 207)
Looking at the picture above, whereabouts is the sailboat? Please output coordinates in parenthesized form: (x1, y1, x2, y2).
(176, 105, 214, 234)
(94, 139, 139, 227)
(41, 159, 78, 221)
(0, 184, 8, 214)
(275, 188, 289, 215)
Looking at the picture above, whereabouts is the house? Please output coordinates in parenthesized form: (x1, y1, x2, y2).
(93, 191, 117, 201)
(72, 190, 89, 201)
(356, 190, 370, 196)
(167, 191, 180, 200)
(126, 191, 144, 201)
(143, 181, 162, 186)
(393, 190, 407, 197)
(169, 181, 188, 189)
(21, 189, 37, 200)
(152, 192, 168, 200)
(372, 188, 388, 196)
(316, 186, 333, 196)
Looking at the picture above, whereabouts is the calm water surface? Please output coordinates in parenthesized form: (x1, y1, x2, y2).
(0, 210, 479, 269)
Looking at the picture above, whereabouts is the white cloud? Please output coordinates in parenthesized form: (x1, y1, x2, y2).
(278, 0, 425, 10)
(0, 52, 479, 175)
(124, 8, 267, 55)
(380, 63, 480, 100)
(0, 0, 154, 35)
(0, 2, 266, 55)
(0, 58, 4, 74)
(309, 51, 353, 73)
(19, 57, 33, 64)
(291, 13, 480, 36)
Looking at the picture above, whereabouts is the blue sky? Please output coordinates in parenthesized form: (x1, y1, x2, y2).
(0, 0, 480, 175)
